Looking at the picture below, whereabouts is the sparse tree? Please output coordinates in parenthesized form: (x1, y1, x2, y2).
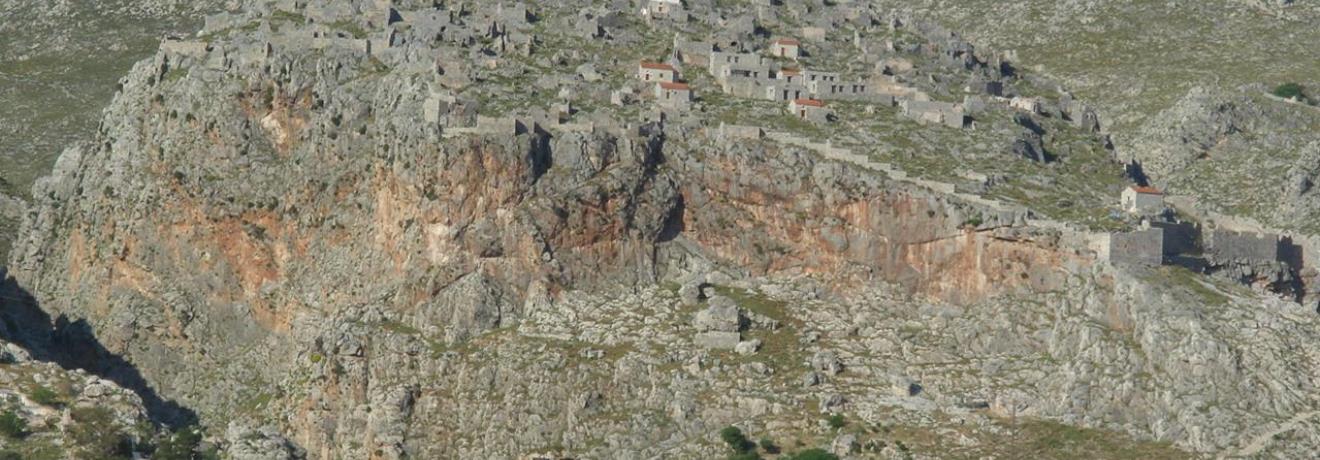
(0, 410, 27, 439)
(826, 413, 846, 429)
(1272, 83, 1306, 101)
(719, 426, 754, 454)
(28, 386, 61, 407)
(154, 425, 206, 460)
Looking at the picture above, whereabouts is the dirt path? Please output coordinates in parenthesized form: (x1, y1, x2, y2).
(1219, 410, 1320, 459)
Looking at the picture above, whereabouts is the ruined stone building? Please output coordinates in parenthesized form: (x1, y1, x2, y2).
(900, 99, 965, 129)
(674, 37, 714, 66)
(812, 80, 879, 102)
(1207, 230, 1281, 266)
(1096, 227, 1165, 268)
(765, 81, 809, 102)
(802, 69, 840, 85)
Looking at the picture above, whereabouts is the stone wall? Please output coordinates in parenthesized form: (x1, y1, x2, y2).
(1152, 221, 1201, 256)
(1107, 228, 1164, 267)
(1207, 229, 1279, 265)
(717, 124, 764, 141)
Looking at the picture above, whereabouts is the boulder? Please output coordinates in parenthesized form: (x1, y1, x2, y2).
(694, 296, 742, 332)
(225, 423, 307, 460)
(812, 350, 843, 375)
(677, 278, 704, 307)
(802, 372, 821, 388)
(831, 433, 859, 456)
(694, 331, 741, 350)
(735, 339, 761, 355)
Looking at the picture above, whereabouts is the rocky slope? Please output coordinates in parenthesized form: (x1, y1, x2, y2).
(0, 0, 231, 264)
(0, 340, 154, 459)
(0, 0, 230, 189)
(868, 0, 1320, 238)
(4, 0, 1320, 458)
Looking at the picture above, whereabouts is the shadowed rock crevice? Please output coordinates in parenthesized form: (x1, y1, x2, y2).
(0, 269, 198, 428)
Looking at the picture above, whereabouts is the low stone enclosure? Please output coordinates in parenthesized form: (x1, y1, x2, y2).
(1096, 227, 1165, 268)
(1099, 222, 1294, 268)
(1091, 214, 1310, 299)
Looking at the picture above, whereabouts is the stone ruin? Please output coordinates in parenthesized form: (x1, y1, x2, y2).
(900, 100, 965, 129)
(1207, 229, 1281, 266)
(1100, 227, 1165, 268)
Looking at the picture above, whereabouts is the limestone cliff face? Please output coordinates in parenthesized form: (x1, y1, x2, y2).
(672, 142, 1073, 304)
(9, 36, 682, 412)
(3, 28, 1093, 457)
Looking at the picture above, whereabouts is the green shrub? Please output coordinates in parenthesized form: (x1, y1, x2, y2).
(786, 448, 840, 460)
(154, 425, 205, 460)
(67, 407, 133, 460)
(727, 452, 762, 460)
(826, 413, 846, 429)
(0, 410, 26, 439)
(963, 215, 984, 228)
(0, 451, 20, 460)
(719, 426, 753, 453)
(758, 436, 779, 454)
(200, 446, 222, 460)
(28, 386, 61, 407)
(1272, 83, 1305, 100)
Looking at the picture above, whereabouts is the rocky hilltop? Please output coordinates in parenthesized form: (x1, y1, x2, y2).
(865, 0, 1320, 239)
(0, 0, 232, 264)
(3, 0, 1320, 458)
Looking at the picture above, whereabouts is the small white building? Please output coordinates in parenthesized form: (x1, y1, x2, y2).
(1121, 186, 1165, 215)
(655, 82, 692, 109)
(1010, 96, 1043, 114)
(638, 62, 677, 83)
(643, 0, 682, 17)
(770, 38, 801, 60)
(789, 98, 831, 123)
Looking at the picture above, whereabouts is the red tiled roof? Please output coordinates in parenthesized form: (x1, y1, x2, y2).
(639, 62, 676, 71)
(774, 38, 800, 46)
(659, 82, 690, 90)
(1130, 185, 1163, 195)
(780, 68, 801, 76)
(792, 98, 825, 107)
